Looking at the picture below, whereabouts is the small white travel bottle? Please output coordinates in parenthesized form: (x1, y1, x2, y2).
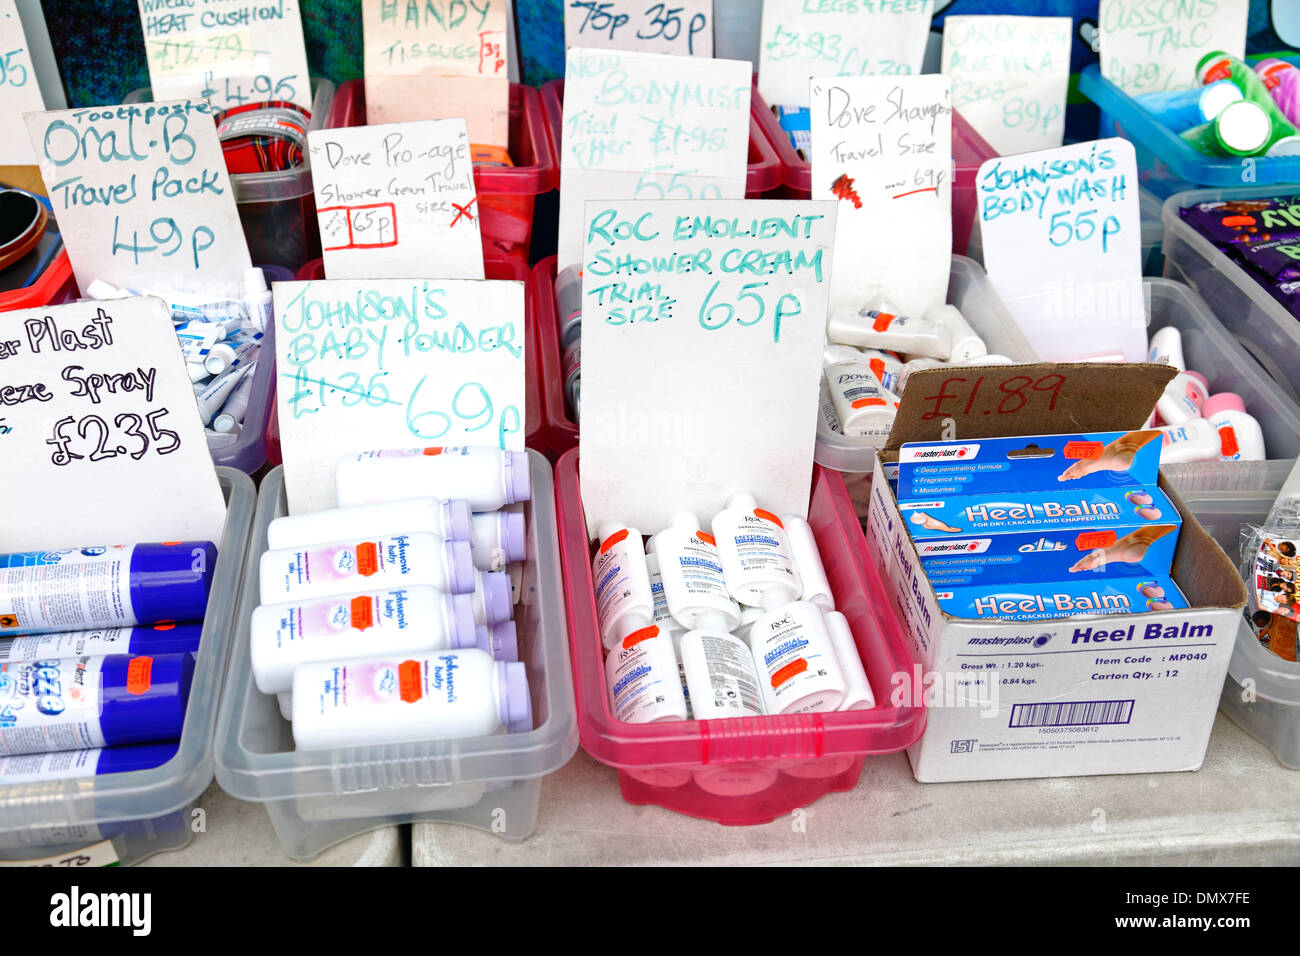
(260, 534, 477, 602)
(1156, 418, 1222, 464)
(1202, 393, 1266, 461)
(605, 625, 688, 723)
(747, 600, 847, 715)
(469, 511, 528, 571)
(712, 492, 803, 609)
(648, 513, 741, 631)
(468, 570, 515, 626)
(679, 629, 765, 719)
(335, 447, 531, 511)
(291, 649, 533, 750)
(1147, 326, 1185, 370)
(827, 297, 953, 359)
(824, 361, 901, 437)
(592, 522, 655, 651)
(781, 513, 834, 612)
(822, 610, 876, 711)
(926, 304, 986, 363)
(266, 497, 474, 550)
(1155, 370, 1209, 425)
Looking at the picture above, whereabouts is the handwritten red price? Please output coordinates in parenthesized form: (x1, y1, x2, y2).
(918, 372, 1067, 421)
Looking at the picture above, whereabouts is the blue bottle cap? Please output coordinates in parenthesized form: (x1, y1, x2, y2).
(128, 542, 217, 625)
(99, 653, 195, 747)
(94, 740, 180, 775)
(127, 622, 204, 656)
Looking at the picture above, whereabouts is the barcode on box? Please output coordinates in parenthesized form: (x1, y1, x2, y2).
(1009, 699, 1134, 728)
(0, 639, 10, 662)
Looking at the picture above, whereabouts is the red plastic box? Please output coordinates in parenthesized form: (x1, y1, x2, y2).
(540, 79, 783, 198)
(533, 256, 578, 458)
(750, 87, 998, 256)
(325, 80, 558, 262)
(0, 249, 77, 311)
(269, 253, 545, 463)
(555, 449, 924, 824)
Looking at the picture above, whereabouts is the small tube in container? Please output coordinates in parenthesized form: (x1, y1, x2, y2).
(1147, 326, 1186, 370)
(822, 610, 876, 711)
(266, 497, 473, 550)
(195, 363, 253, 425)
(204, 332, 261, 376)
(926, 304, 986, 362)
(824, 361, 900, 438)
(243, 267, 273, 332)
(336, 447, 531, 511)
(816, 376, 843, 441)
(259, 534, 476, 602)
(827, 297, 952, 359)
(781, 514, 834, 612)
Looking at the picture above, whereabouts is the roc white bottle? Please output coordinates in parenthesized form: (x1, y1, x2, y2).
(605, 625, 688, 723)
(592, 522, 654, 650)
(335, 446, 531, 512)
(782, 514, 834, 612)
(679, 630, 765, 719)
(259, 534, 476, 602)
(648, 513, 740, 630)
(823, 610, 876, 711)
(266, 497, 474, 551)
(291, 649, 533, 750)
(712, 492, 803, 609)
(748, 601, 846, 715)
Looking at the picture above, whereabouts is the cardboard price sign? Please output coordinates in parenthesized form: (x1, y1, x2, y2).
(564, 0, 712, 56)
(273, 277, 525, 513)
(578, 198, 836, 536)
(0, 0, 46, 165)
(0, 296, 227, 551)
(1099, 0, 1247, 95)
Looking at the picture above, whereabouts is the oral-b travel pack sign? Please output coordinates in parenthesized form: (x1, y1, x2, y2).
(897, 431, 1181, 586)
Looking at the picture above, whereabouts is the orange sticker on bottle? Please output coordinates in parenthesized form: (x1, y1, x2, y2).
(599, 528, 629, 554)
(399, 660, 423, 702)
(621, 626, 660, 649)
(851, 398, 887, 408)
(771, 658, 807, 688)
(421, 447, 445, 456)
(350, 596, 374, 630)
(1063, 441, 1103, 459)
(1219, 426, 1239, 458)
(754, 509, 784, 528)
(869, 358, 885, 379)
(151, 622, 176, 632)
(1075, 530, 1117, 551)
(696, 531, 716, 546)
(871, 312, 895, 332)
(356, 542, 379, 577)
(126, 656, 153, 696)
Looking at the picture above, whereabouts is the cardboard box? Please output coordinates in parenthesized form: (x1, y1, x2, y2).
(865, 363, 1247, 783)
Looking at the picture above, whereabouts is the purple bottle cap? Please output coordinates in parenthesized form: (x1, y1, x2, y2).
(480, 571, 513, 624)
(445, 594, 479, 648)
(502, 511, 527, 563)
(444, 540, 476, 594)
(496, 661, 533, 734)
(507, 451, 531, 504)
(444, 500, 473, 542)
(490, 620, 518, 661)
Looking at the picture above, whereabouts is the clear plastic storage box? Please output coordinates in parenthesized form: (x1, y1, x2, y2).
(123, 79, 336, 272)
(555, 449, 924, 825)
(213, 457, 578, 861)
(1162, 185, 1300, 401)
(0, 468, 256, 865)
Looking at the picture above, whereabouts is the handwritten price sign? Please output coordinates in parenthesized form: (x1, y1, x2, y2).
(564, 0, 712, 56)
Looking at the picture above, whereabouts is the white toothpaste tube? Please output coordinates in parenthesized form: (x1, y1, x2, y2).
(212, 366, 258, 432)
(195, 364, 252, 425)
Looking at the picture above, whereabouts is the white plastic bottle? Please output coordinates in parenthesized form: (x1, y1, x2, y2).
(1155, 370, 1209, 425)
(1147, 326, 1186, 370)
(592, 522, 654, 650)
(816, 377, 843, 441)
(1156, 418, 1222, 464)
(781, 514, 834, 612)
(648, 513, 741, 630)
(244, 267, 273, 332)
(822, 610, 876, 711)
(250, 588, 479, 694)
(259, 533, 476, 602)
(711, 492, 803, 609)
(926, 304, 986, 362)
(679, 630, 765, 719)
(645, 553, 682, 638)
(467, 570, 514, 625)
(469, 511, 527, 570)
(858, 349, 905, 392)
(335, 447, 531, 512)
(747, 600, 846, 715)
(291, 649, 533, 750)
(604, 625, 688, 723)
(824, 361, 901, 437)
(266, 497, 473, 550)
(1202, 392, 1267, 462)
(827, 298, 952, 359)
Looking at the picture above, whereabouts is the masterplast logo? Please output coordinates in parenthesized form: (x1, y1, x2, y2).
(918, 539, 991, 556)
(899, 443, 981, 463)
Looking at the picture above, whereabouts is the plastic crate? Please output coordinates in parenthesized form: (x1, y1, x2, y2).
(554, 449, 924, 824)
(1161, 184, 1300, 402)
(285, 254, 545, 457)
(1078, 62, 1300, 200)
(0, 249, 77, 311)
(539, 79, 783, 199)
(0, 468, 256, 865)
(749, 86, 998, 256)
(326, 80, 558, 262)
(213, 456, 578, 861)
(124, 79, 336, 272)
(1177, 489, 1300, 770)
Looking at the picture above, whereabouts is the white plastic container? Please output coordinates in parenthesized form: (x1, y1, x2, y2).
(244, 267, 273, 333)
(592, 523, 654, 650)
(266, 497, 474, 551)
(824, 361, 900, 438)
(1203, 393, 1267, 462)
(1148, 325, 1186, 370)
(679, 630, 765, 720)
(259, 534, 476, 602)
(817, 377, 844, 442)
(711, 492, 803, 609)
(1156, 370, 1209, 425)
(827, 300, 952, 359)
(645, 553, 682, 638)
(823, 610, 876, 711)
(648, 513, 740, 630)
(1157, 418, 1222, 464)
(928, 304, 986, 362)
(469, 511, 528, 571)
(747, 600, 846, 715)
(291, 649, 533, 751)
(467, 570, 514, 626)
(604, 625, 687, 724)
(250, 588, 480, 694)
(782, 513, 833, 612)
(335, 447, 532, 511)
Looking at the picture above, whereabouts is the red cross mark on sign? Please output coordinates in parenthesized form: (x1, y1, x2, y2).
(451, 198, 478, 227)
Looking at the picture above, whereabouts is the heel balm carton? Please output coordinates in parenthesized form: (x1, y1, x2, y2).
(865, 362, 1246, 783)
